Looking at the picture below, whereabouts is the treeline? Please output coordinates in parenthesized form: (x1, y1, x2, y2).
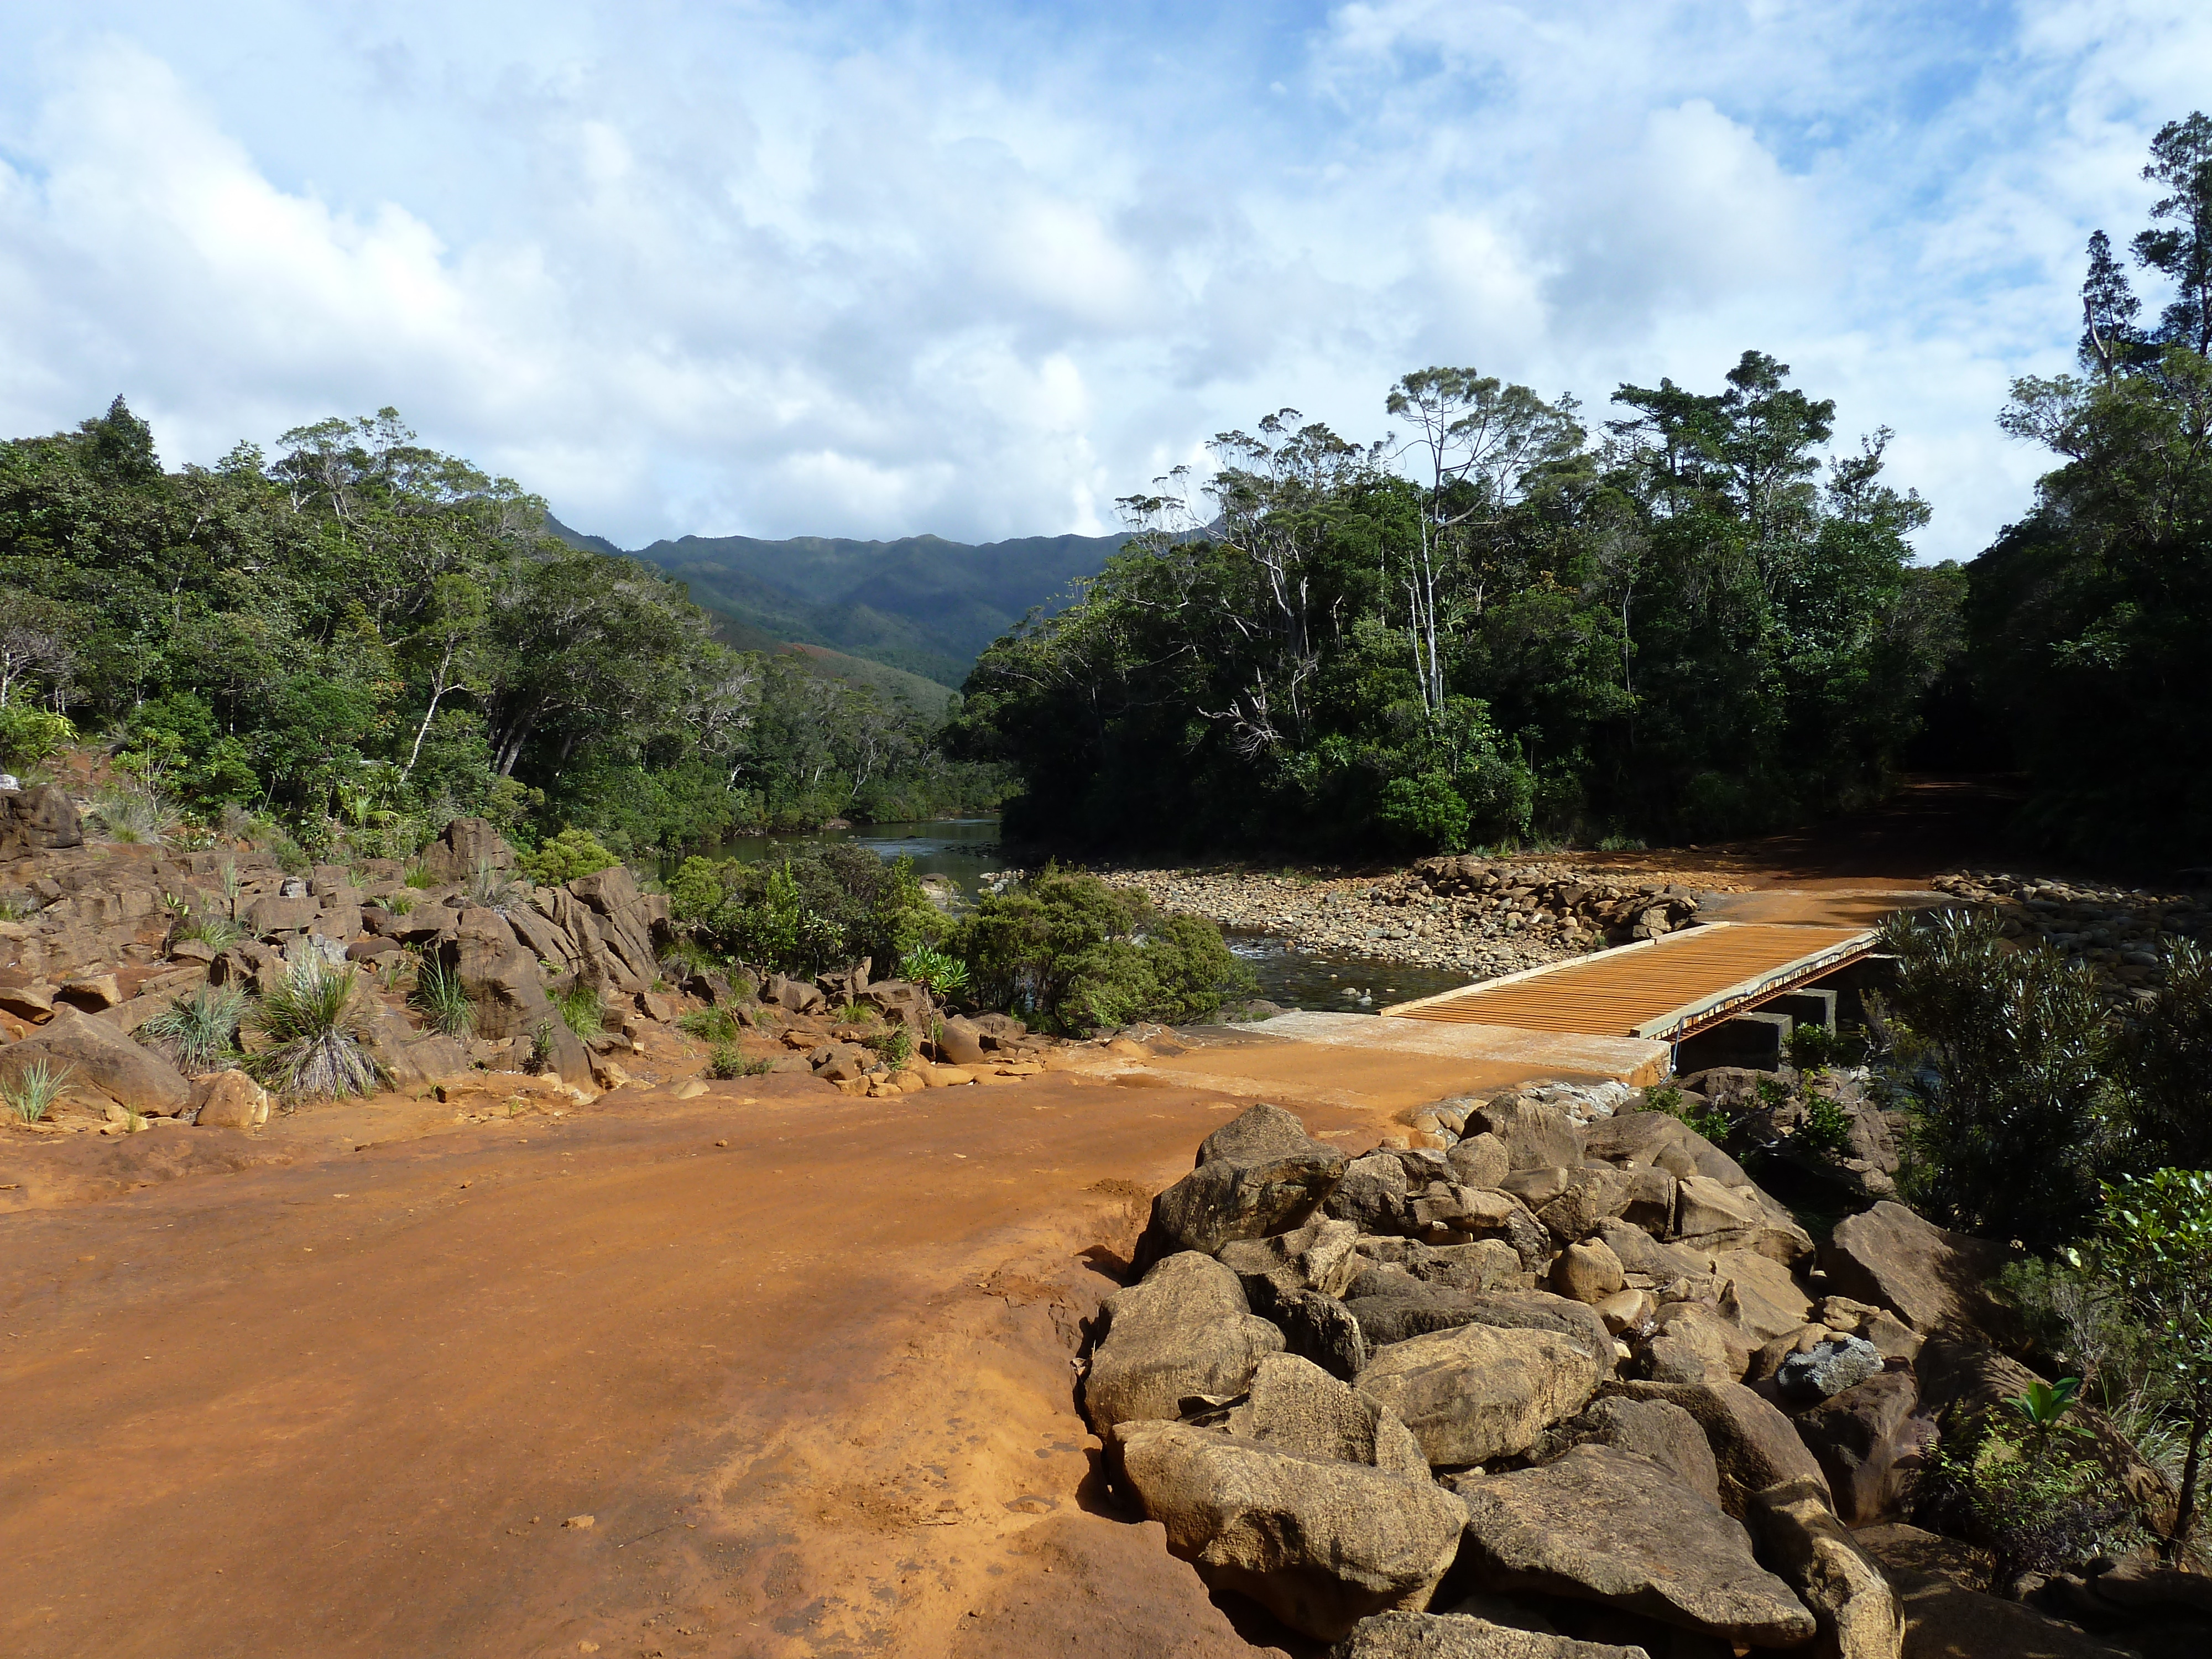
(1954, 112, 2212, 867)
(951, 352, 1961, 854)
(0, 408, 998, 860)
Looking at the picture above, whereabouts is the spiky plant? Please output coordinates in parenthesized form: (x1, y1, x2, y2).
(552, 980, 605, 1040)
(249, 959, 383, 1100)
(2, 1058, 72, 1123)
(408, 959, 474, 1037)
(171, 911, 245, 952)
(88, 786, 181, 847)
(138, 985, 248, 1073)
(465, 858, 520, 915)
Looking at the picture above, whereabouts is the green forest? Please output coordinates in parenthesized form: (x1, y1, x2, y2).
(0, 409, 999, 862)
(954, 114, 2212, 868)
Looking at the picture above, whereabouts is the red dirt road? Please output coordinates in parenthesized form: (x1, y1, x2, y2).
(2, 1073, 1379, 1658)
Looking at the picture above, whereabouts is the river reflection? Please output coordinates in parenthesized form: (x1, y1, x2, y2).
(680, 818, 1474, 1011)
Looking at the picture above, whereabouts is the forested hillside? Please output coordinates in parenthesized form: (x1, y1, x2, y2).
(630, 529, 1123, 690)
(0, 410, 999, 860)
(952, 353, 1961, 853)
(1963, 112, 2212, 867)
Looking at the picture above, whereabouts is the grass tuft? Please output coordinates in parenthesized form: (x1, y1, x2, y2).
(409, 959, 474, 1037)
(2, 1058, 72, 1123)
(248, 959, 383, 1100)
(139, 985, 248, 1073)
(552, 980, 605, 1040)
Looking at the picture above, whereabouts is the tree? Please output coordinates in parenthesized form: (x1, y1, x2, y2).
(2133, 113, 2212, 357)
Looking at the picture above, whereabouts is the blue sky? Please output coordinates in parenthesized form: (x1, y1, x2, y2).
(0, 2, 2203, 560)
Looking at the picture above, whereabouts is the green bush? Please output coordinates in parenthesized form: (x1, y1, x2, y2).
(900, 941, 970, 997)
(249, 959, 383, 1099)
(1878, 909, 2122, 1249)
(668, 846, 940, 979)
(1797, 1095, 1855, 1159)
(950, 870, 1256, 1035)
(2120, 940, 2212, 1171)
(1642, 1082, 1734, 1146)
(1915, 1408, 2138, 1590)
(170, 911, 244, 952)
(518, 827, 618, 886)
(138, 985, 248, 1073)
(0, 703, 75, 772)
(678, 1006, 743, 1044)
(1375, 771, 1468, 853)
(707, 1040, 766, 1079)
(552, 980, 605, 1040)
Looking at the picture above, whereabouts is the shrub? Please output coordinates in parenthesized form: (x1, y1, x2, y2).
(1877, 909, 2122, 1250)
(170, 911, 244, 952)
(1643, 1082, 1734, 1145)
(1797, 1095, 1855, 1159)
(1915, 1406, 2138, 1590)
(1, 1058, 71, 1123)
(865, 1025, 913, 1071)
(896, 928, 969, 995)
(527, 1021, 556, 1071)
(951, 870, 1256, 1035)
(678, 1007, 742, 1045)
(706, 1041, 767, 1080)
(86, 785, 181, 846)
(248, 959, 383, 1099)
(1788, 1022, 1856, 1070)
(409, 960, 474, 1037)
(403, 861, 439, 889)
(552, 980, 605, 1040)
(0, 703, 76, 772)
(2069, 1169, 2212, 1562)
(465, 858, 521, 915)
(1375, 771, 1468, 853)
(138, 985, 248, 1073)
(669, 846, 940, 979)
(518, 827, 618, 886)
(2120, 939, 2212, 1171)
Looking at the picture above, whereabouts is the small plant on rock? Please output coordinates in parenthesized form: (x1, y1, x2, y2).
(465, 858, 521, 915)
(409, 959, 474, 1037)
(87, 784, 181, 847)
(403, 861, 439, 889)
(1796, 1095, 1856, 1160)
(901, 942, 969, 997)
(866, 1025, 914, 1071)
(527, 1021, 556, 1071)
(552, 980, 604, 1040)
(249, 959, 383, 1100)
(2, 1058, 72, 1123)
(517, 827, 617, 886)
(706, 1041, 768, 1080)
(139, 985, 248, 1073)
(171, 910, 244, 952)
(1917, 1406, 2138, 1592)
(678, 1007, 742, 1044)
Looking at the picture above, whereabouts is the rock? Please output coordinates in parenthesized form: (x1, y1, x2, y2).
(1349, 1287, 1613, 1364)
(1552, 1239, 1626, 1305)
(1136, 1103, 1347, 1265)
(1857, 1525, 2139, 1659)
(0, 784, 84, 860)
(1711, 1248, 1813, 1345)
(1474, 1095, 1587, 1170)
(1272, 1288, 1371, 1381)
(1327, 1151, 1413, 1234)
(416, 816, 515, 883)
(2083, 1558, 2212, 1616)
(57, 972, 124, 1011)
(189, 1070, 272, 1129)
(1672, 1176, 1760, 1240)
(1536, 1167, 1634, 1242)
(1110, 1418, 1468, 1642)
(1083, 1251, 1286, 1433)
(937, 1014, 990, 1066)
(1642, 1303, 1748, 1385)
(1447, 1132, 1511, 1190)
(242, 893, 319, 935)
(1794, 1370, 1927, 1526)
(1606, 1380, 1831, 1518)
(1775, 1336, 1884, 1404)
(1447, 1445, 1816, 1648)
(1814, 1296, 1922, 1364)
(1328, 1611, 1653, 1657)
(1914, 1335, 2176, 1537)
(1817, 1202, 2009, 1337)
(1745, 1478, 1902, 1659)
(1584, 1111, 1750, 1189)
(0, 1006, 190, 1115)
(1593, 1219, 1711, 1286)
(1218, 1219, 1363, 1306)
(1554, 1396, 1721, 1508)
(1224, 1353, 1428, 1478)
(1355, 1321, 1604, 1467)
(0, 982, 56, 1021)
(761, 973, 826, 1015)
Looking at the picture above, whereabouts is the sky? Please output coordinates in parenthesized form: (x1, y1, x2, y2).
(0, 2, 2204, 562)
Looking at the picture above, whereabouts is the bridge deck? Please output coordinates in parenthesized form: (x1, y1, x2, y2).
(1380, 922, 1875, 1041)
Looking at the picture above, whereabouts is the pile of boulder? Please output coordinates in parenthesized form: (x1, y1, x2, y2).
(1930, 869, 2211, 988)
(1082, 1093, 2189, 1657)
(1410, 858, 1708, 946)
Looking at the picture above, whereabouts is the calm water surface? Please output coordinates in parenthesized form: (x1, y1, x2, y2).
(693, 818, 1473, 1011)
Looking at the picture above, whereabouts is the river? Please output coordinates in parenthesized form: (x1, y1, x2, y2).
(684, 818, 1473, 1013)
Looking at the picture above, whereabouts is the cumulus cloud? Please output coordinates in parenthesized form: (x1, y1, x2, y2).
(0, 2, 2205, 559)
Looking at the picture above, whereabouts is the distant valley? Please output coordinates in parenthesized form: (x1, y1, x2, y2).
(548, 518, 1126, 708)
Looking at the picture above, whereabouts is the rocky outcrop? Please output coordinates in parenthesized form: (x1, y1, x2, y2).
(1817, 1202, 2008, 1336)
(1448, 1444, 1817, 1647)
(1136, 1103, 1347, 1265)
(1356, 1321, 1604, 1468)
(1222, 1353, 1428, 1478)
(0, 784, 84, 861)
(1328, 1611, 1653, 1658)
(1083, 1252, 1285, 1433)
(1603, 1380, 1831, 1519)
(1746, 1478, 1903, 1659)
(1, 1005, 190, 1115)
(1111, 1418, 1468, 1641)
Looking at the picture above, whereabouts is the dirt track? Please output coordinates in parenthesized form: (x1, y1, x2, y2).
(2, 1071, 1387, 1658)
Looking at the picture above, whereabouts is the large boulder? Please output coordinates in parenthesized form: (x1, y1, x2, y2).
(563, 864, 662, 986)
(1817, 1202, 2008, 1337)
(1583, 1109, 1750, 1188)
(1348, 1286, 1613, 1365)
(1549, 1395, 1721, 1509)
(1, 1006, 190, 1115)
(1856, 1525, 2140, 1659)
(1224, 1353, 1428, 1478)
(188, 1069, 272, 1129)
(1712, 1248, 1814, 1345)
(1136, 1104, 1347, 1266)
(1218, 1219, 1363, 1307)
(0, 784, 84, 860)
(1746, 1478, 1903, 1659)
(1327, 1611, 1652, 1657)
(1356, 1321, 1604, 1468)
(1448, 1445, 1816, 1648)
(1472, 1096, 1586, 1170)
(1111, 1418, 1468, 1642)
(416, 817, 514, 883)
(1271, 1288, 1370, 1382)
(1083, 1252, 1285, 1433)
(1606, 1380, 1831, 1518)
(1793, 1370, 1927, 1526)
(1328, 1151, 1413, 1234)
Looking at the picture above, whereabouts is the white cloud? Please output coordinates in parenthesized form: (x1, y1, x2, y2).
(0, 3, 2204, 562)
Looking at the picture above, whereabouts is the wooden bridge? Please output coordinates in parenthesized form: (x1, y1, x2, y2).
(1379, 921, 1879, 1042)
